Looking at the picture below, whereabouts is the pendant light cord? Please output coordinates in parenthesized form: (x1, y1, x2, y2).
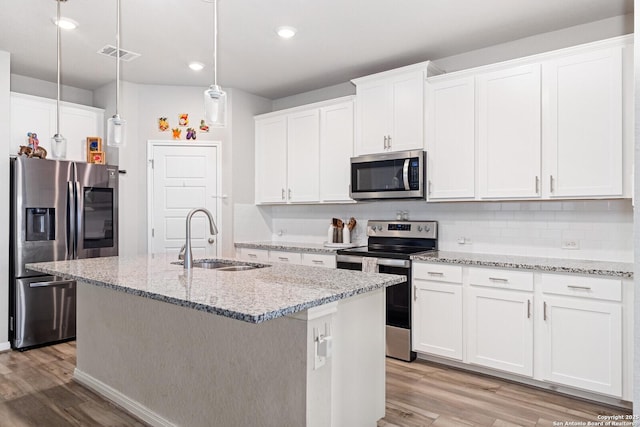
(115, 0, 121, 116)
(213, 0, 218, 86)
(56, 0, 62, 134)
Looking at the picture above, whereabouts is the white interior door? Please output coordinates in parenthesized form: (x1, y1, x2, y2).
(149, 144, 219, 258)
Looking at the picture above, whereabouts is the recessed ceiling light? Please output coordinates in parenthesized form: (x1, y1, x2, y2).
(276, 26, 297, 39)
(51, 17, 78, 30)
(189, 62, 205, 71)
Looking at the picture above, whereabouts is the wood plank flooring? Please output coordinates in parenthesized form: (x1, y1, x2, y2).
(379, 358, 630, 427)
(0, 342, 630, 426)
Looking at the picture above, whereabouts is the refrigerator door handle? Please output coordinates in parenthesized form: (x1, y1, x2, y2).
(67, 181, 74, 258)
(30, 280, 75, 288)
(73, 181, 79, 259)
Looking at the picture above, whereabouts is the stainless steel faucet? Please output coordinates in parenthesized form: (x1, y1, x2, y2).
(183, 208, 218, 269)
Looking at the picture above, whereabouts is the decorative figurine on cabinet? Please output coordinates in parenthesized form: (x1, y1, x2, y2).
(186, 128, 196, 140)
(172, 128, 181, 139)
(199, 119, 209, 132)
(178, 113, 189, 126)
(18, 145, 47, 159)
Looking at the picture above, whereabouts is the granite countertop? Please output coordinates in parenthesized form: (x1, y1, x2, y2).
(27, 254, 403, 323)
(411, 251, 633, 278)
(235, 241, 363, 254)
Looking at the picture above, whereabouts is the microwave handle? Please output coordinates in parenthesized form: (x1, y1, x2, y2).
(402, 159, 410, 190)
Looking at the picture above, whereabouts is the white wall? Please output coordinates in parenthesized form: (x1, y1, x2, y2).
(0, 51, 11, 350)
(11, 74, 94, 106)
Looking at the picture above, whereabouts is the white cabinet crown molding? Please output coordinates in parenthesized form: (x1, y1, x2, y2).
(254, 95, 355, 121)
(351, 60, 443, 85)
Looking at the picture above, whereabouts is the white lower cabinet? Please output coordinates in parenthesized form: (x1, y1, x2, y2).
(538, 273, 622, 397)
(236, 248, 269, 263)
(412, 263, 463, 360)
(467, 286, 533, 376)
(300, 253, 336, 269)
(268, 250, 303, 265)
(237, 247, 337, 268)
(411, 262, 629, 401)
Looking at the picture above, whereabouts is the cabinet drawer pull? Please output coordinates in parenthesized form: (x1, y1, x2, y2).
(247, 253, 258, 258)
(567, 285, 591, 291)
(527, 299, 531, 319)
(311, 260, 324, 264)
(489, 277, 509, 283)
(543, 301, 547, 321)
(427, 271, 444, 276)
(278, 257, 289, 262)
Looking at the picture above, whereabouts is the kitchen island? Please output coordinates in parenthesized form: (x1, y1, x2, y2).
(28, 254, 404, 427)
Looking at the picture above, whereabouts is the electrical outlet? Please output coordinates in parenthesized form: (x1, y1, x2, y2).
(457, 237, 471, 245)
(561, 240, 580, 250)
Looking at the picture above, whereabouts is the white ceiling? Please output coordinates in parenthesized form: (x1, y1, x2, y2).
(0, 0, 633, 100)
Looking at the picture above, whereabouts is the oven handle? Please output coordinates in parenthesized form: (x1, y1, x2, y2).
(336, 255, 410, 269)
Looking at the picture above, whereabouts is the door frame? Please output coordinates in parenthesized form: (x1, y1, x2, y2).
(146, 140, 223, 256)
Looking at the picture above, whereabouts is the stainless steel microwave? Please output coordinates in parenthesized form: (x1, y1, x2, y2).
(349, 150, 426, 200)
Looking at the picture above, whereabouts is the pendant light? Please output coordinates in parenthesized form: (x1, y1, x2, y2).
(203, 0, 227, 127)
(107, 0, 126, 147)
(50, 0, 68, 159)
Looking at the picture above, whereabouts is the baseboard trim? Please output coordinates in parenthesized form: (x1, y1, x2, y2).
(73, 368, 176, 427)
(0, 341, 10, 352)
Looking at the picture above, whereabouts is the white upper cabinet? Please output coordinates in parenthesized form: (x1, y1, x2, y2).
(255, 97, 355, 205)
(10, 92, 104, 162)
(353, 62, 440, 155)
(542, 47, 623, 198)
(477, 64, 542, 199)
(287, 109, 320, 202)
(255, 116, 288, 203)
(425, 76, 475, 200)
(319, 100, 354, 202)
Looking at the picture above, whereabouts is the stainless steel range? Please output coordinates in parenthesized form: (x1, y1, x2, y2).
(336, 220, 437, 362)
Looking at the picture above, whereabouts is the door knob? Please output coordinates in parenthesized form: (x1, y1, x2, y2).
(208, 238, 215, 244)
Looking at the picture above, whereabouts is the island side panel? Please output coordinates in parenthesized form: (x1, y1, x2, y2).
(332, 288, 386, 426)
(75, 283, 308, 427)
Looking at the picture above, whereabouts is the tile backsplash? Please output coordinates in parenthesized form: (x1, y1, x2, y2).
(252, 199, 633, 262)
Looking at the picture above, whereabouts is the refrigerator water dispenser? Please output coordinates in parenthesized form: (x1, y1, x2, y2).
(26, 208, 55, 241)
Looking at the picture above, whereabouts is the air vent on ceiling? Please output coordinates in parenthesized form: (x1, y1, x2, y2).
(97, 45, 141, 62)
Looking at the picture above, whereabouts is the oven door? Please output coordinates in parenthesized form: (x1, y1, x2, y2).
(336, 255, 416, 361)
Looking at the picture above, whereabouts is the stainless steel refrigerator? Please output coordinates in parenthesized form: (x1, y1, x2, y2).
(9, 156, 119, 350)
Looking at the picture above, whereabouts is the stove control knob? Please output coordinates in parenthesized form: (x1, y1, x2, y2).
(376, 226, 383, 231)
(425, 226, 431, 233)
(417, 226, 423, 232)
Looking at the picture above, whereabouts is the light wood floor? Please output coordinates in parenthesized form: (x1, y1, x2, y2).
(0, 342, 630, 426)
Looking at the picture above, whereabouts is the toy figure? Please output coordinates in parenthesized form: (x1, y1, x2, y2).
(179, 113, 189, 126)
(186, 128, 196, 140)
(27, 132, 39, 150)
(158, 117, 169, 131)
(18, 145, 47, 159)
(199, 119, 209, 132)
(172, 128, 181, 139)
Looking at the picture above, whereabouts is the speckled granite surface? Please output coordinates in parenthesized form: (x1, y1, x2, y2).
(411, 251, 633, 278)
(27, 254, 404, 323)
(235, 241, 362, 254)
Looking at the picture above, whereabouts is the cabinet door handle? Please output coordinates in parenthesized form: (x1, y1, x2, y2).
(383, 136, 388, 149)
(428, 180, 432, 195)
(527, 299, 531, 319)
(550, 175, 555, 193)
(427, 271, 444, 276)
(489, 277, 509, 283)
(414, 285, 417, 301)
(535, 176, 540, 194)
(288, 189, 292, 199)
(567, 285, 592, 291)
(281, 188, 285, 200)
(388, 135, 392, 149)
(543, 301, 547, 321)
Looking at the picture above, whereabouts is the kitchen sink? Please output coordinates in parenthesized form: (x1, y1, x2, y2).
(173, 259, 270, 271)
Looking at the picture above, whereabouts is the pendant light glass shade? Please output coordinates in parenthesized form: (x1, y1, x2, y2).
(107, 114, 127, 146)
(107, 0, 126, 147)
(51, 0, 67, 159)
(204, 84, 226, 127)
(204, 0, 226, 127)
(50, 134, 67, 159)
